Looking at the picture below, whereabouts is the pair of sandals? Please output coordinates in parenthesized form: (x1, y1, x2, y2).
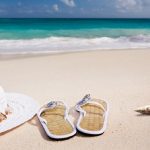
(37, 94, 109, 140)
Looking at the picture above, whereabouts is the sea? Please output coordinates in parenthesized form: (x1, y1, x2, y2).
(0, 18, 150, 55)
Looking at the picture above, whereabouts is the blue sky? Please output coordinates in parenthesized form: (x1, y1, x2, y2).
(0, 0, 150, 18)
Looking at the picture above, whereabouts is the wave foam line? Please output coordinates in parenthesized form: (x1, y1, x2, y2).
(0, 35, 150, 54)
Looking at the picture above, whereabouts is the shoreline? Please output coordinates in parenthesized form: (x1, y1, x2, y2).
(0, 47, 150, 60)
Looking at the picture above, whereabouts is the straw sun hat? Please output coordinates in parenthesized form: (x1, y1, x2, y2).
(0, 86, 39, 133)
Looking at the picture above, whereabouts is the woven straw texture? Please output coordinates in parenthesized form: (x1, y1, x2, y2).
(80, 99, 107, 131)
(41, 105, 73, 136)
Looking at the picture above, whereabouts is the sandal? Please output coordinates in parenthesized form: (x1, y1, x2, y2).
(75, 94, 109, 135)
(37, 101, 76, 140)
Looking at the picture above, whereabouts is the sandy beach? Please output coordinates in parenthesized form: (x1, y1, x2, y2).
(0, 49, 150, 150)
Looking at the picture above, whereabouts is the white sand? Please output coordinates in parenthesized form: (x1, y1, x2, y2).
(0, 49, 150, 150)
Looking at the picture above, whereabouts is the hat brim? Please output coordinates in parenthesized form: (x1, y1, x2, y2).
(0, 93, 39, 133)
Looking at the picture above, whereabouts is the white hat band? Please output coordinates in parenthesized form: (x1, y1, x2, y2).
(0, 86, 7, 114)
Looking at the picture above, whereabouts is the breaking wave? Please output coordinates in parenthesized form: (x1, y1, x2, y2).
(0, 34, 150, 55)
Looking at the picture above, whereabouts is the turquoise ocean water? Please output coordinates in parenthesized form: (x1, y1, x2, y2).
(0, 18, 150, 54)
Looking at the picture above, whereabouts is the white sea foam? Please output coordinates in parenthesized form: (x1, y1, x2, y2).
(0, 35, 150, 55)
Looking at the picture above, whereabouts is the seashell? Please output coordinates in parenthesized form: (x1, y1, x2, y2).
(135, 105, 150, 115)
(5, 105, 13, 115)
(0, 113, 7, 123)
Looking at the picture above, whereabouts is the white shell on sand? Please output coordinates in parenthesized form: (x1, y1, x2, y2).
(135, 105, 150, 114)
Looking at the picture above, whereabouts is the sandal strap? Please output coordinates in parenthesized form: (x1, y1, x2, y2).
(76, 94, 106, 113)
(76, 94, 91, 106)
(42, 101, 68, 120)
(46, 101, 65, 108)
